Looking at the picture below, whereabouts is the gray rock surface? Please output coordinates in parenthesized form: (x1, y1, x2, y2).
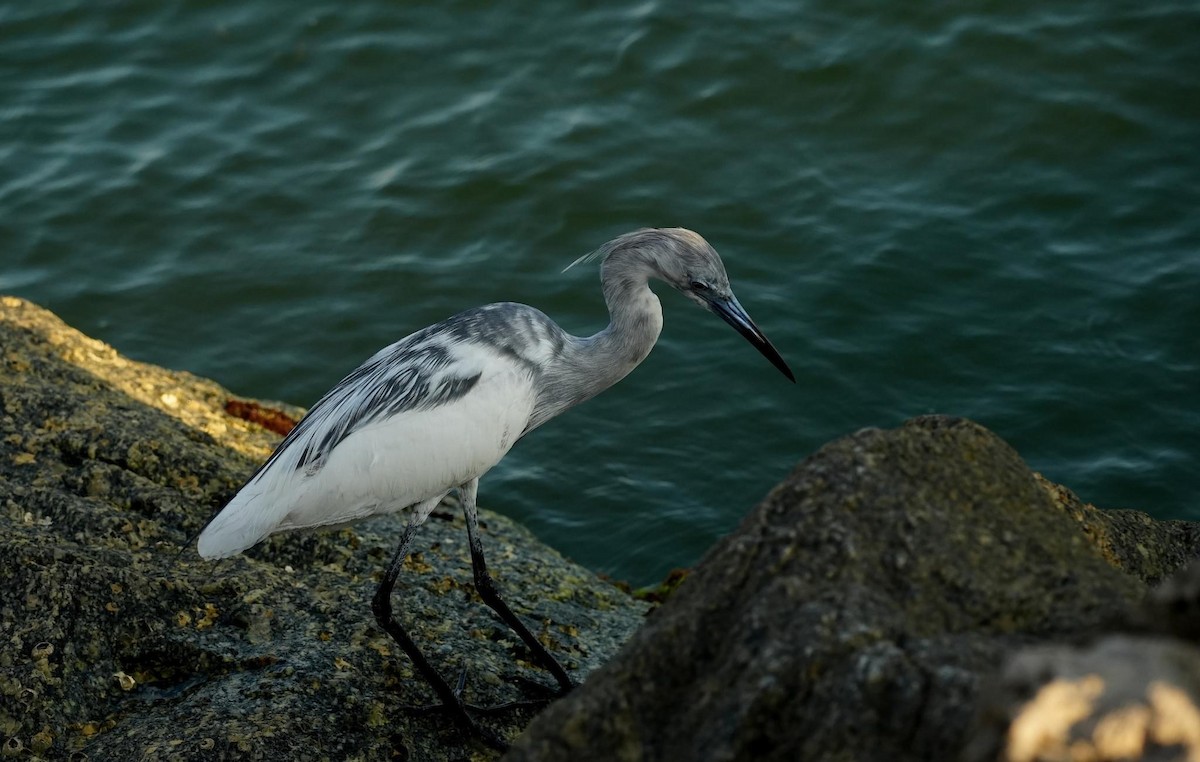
(505, 416, 1200, 762)
(0, 296, 648, 761)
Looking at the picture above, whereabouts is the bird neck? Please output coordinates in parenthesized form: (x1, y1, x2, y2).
(562, 267, 664, 400)
(523, 260, 665, 436)
(593, 269, 664, 373)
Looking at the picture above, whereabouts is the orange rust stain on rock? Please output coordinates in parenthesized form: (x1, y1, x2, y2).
(224, 399, 298, 436)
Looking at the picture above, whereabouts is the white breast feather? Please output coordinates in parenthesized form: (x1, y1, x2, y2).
(197, 342, 536, 559)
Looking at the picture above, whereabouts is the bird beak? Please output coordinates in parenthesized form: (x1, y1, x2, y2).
(708, 295, 796, 382)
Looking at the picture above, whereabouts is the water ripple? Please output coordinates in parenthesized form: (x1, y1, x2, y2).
(3, 0, 1197, 582)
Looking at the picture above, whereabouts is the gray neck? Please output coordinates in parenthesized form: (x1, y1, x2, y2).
(526, 258, 663, 432)
(586, 261, 664, 380)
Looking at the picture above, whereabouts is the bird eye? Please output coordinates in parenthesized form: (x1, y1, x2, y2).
(690, 280, 709, 292)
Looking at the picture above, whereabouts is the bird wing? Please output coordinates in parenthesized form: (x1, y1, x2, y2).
(197, 304, 552, 558)
(261, 331, 482, 480)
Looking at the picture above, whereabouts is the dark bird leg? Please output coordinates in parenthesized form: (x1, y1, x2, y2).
(371, 515, 509, 751)
(459, 478, 576, 695)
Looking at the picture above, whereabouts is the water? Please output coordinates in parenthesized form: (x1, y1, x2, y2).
(3, 1, 1197, 585)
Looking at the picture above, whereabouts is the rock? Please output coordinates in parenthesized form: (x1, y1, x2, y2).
(6, 296, 1197, 761)
(1145, 558, 1200, 641)
(963, 635, 1200, 762)
(506, 416, 1200, 762)
(0, 296, 648, 760)
(964, 558, 1200, 762)
(1036, 474, 1200, 587)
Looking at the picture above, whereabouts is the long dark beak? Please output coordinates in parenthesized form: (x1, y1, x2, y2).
(709, 295, 795, 382)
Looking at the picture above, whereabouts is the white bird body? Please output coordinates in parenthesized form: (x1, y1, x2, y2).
(198, 303, 583, 558)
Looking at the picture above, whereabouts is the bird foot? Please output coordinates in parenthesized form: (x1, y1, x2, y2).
(399, 670, 571, 752)
(401, 696, 556, 753)
(401, 695, 556, 718)
(397, 699, 510, 751)
(510, 673, 577, 699)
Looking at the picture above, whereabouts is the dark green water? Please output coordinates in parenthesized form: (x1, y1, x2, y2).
(3, 1, 1197, 584)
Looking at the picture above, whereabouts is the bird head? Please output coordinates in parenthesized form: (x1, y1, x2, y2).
(572, 228, 796, 382)
(662, 229, 796, 383)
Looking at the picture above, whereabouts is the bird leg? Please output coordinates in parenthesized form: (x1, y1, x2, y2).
(459, 478, 577, 695)
(371, 517, 509, 752)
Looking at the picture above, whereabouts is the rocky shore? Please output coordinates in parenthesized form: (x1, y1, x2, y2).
(1, 295, 1197, 761)
(0, 296, 647, 760)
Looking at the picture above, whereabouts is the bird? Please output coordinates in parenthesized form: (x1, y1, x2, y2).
(197, 227, 794, 749)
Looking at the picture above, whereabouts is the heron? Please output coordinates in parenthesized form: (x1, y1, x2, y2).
(197, 227, 794, 749)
